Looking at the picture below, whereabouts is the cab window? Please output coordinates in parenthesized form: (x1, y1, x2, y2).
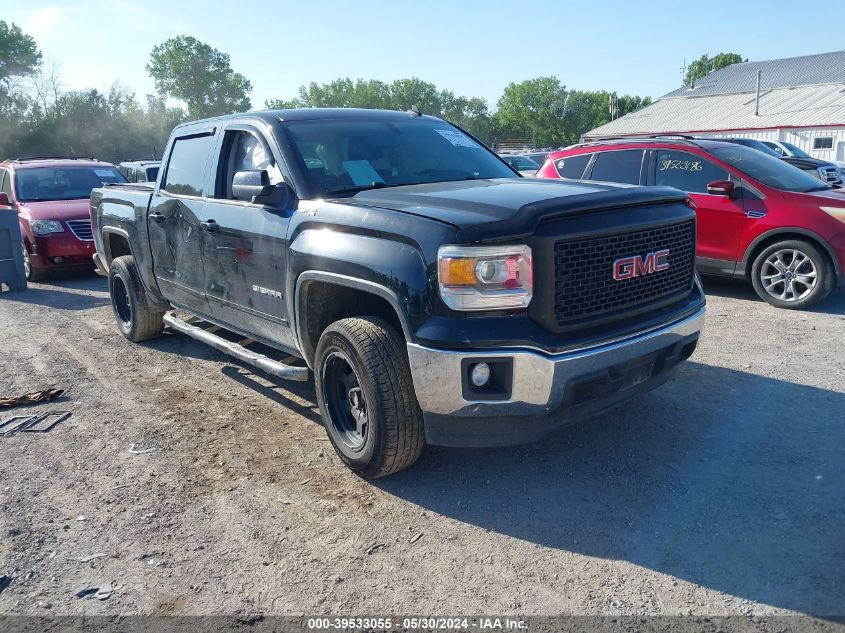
(587, 150, 643, 185)
(216, 130, 283, 201)
(163, 134, 215, 197)
(655, 150, 729, 194)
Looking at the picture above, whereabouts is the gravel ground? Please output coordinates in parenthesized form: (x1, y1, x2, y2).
(0, 273, 843, 617)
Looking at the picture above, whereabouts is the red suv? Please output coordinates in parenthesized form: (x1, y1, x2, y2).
(537, 138, 845, 309)
(0, 158, 126, 281)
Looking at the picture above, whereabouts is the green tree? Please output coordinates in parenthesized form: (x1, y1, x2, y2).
(266, 77, 494, 144)
(146, 35, 251, 118)
(495, 77, 569, 147)
(0, 21, 42, 88)
(684, 52, 745, 85)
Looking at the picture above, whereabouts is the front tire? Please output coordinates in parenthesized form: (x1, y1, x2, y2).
(750, 239, 835, 309)
(315, 317, 425, 478)
(108, 255, 165, 342)
(22, 243, 47, 282)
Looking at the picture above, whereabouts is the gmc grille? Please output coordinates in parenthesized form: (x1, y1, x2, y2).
(66, 219, 93, 241)
(553, 220, 695, 326)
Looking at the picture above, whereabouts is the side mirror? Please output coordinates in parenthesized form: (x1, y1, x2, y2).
(707, 179, 735, 196)
(232, 170, 275, 202)
(0, 192, 9, 206)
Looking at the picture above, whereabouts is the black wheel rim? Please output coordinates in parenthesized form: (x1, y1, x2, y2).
(322, 351, 368, 452)
(112, 276, 132, 325)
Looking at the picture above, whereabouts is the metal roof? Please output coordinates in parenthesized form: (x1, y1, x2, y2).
(585, 83, 845, 138)
(664, 50, 845, 98)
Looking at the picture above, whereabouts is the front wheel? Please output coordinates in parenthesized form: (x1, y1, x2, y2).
(108, 255, 165, 342)
(22, 243, 47, 282)
(315, 317, 425, 478)
(750, 239, 835, 309)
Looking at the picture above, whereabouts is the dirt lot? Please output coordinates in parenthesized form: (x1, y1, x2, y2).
(0, 273, 843, 618)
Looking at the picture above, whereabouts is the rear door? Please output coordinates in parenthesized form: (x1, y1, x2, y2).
(650, 148, 745, 268)
(148, 131, 216, 314)
(199, 123, 297, 350)
(585, 149, 646, 185)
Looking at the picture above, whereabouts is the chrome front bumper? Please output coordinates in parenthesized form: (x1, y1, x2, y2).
(407, 306, 705, 445)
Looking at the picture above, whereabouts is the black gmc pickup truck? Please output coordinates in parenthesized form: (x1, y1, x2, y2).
(91, 108, 705, 477)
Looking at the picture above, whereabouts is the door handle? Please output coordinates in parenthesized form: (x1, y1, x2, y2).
(201, 219, 220, 233)
(149, 212, 165, 223)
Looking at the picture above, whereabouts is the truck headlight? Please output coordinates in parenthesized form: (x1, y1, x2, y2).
(30, 220, 65, 235)
(438, 244, 532, 310)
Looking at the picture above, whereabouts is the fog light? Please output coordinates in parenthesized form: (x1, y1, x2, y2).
(52, 257, 64, 264)
(470, 362, 491, 387)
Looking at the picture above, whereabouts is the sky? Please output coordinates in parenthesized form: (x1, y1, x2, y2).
(3, 0, 836, 110)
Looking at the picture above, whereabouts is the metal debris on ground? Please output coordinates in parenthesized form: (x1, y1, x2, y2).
(0, 411, 70, 436)
(0, 415, 36, 436)
(73, 584, 98, 598)
(94, 582, 113, 600)
(0, 388, 64, 409)
(21, 411, 71, 433)
(128, 444, 158, 454)
(410, 532, 424, 544)
(365, 543, 386, 555)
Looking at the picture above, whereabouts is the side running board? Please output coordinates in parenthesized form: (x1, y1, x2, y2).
(162, 313, 310, 382)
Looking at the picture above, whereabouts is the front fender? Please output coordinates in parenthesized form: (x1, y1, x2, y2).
(287, 226, 432, 345)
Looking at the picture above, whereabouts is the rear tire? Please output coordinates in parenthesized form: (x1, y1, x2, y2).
(108, 255, 165, 342)
(315, 317, 425, 478)
(750, 239, 835, 309)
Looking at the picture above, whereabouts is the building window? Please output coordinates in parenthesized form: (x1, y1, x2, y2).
(813, 137, 834, 150)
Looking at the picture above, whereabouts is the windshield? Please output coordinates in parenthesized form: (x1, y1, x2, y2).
(284, 118, 515, 195)
(780, 141, 812, 159)
(711, 146, 832, 193)
(729, 138, 781, 157)
(15, 166, 125, 202)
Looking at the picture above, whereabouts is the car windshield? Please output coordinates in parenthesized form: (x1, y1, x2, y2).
(780, 141, 812, 159)
(711, 146, 832, 192)
(284, 118, 515, 195)
(15, 166, 125, 202)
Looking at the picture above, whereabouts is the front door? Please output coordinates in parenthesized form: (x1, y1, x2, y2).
(148, 132, 216, 314)
(199, 125, 296, 350)
(652, 149, 746, 270)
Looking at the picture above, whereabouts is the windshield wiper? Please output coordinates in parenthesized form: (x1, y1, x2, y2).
(325, 182, 387, 196)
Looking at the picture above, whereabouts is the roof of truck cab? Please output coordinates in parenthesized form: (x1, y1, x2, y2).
(1, 158, 114, 170)
(173, 108, 442, 131)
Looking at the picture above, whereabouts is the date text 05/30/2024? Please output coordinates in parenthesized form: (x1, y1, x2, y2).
(306, 617, 527, 630)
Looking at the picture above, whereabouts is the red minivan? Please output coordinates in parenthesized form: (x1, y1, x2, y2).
(537, 138, 845, 309)
(0, 158, 126, 281)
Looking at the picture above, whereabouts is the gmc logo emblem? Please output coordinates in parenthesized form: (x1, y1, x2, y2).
(613, 249, 670, 281)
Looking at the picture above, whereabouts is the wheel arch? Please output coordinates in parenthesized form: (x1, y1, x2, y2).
(100, 226, 134, 267)
(740, 228, 841, 278)
(294, 272, 412, 369)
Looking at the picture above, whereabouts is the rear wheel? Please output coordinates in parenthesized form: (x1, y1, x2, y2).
(315, 317, 425, 478)
(108, 255, 165, 342)
(750, 239, 835, 309)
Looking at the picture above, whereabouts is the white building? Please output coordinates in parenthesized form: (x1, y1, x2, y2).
(585, 50, 845, 163)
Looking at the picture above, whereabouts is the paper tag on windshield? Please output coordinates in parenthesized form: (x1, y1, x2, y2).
(435, 129, 479, 148)
(342, 160, 385, 186)
(95, 169, 115, 177)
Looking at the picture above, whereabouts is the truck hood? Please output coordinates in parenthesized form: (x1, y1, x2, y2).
(344, 179, 689, 242)
(19, 198, 91, 222)
(782, 156, 835, 170)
